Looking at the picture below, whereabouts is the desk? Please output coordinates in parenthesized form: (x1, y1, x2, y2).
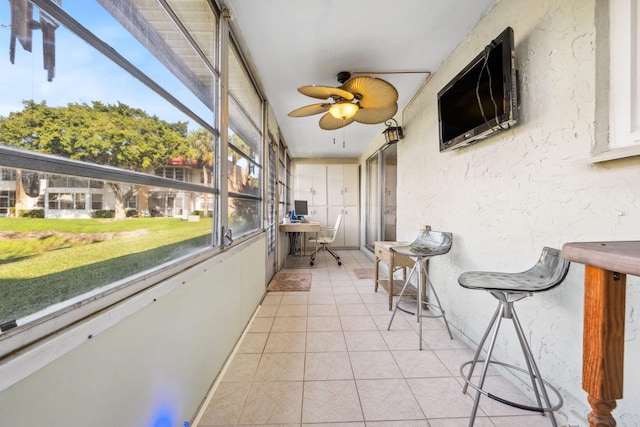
(374, 241, 417, 310)
(562, 241, 640, 427)
(279, 222, 320, 259)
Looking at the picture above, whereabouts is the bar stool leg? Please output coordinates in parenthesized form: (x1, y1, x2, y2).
(387, 264, 418, 330)
(416, 259, 424, 349)
(424, 271, 453, 339)
(389, 257, 453, 350)
(512, 309, 558, 427)
(468, 303, 505, 427)
(388, 261, 427, 350)
(462, 304, 502, 394)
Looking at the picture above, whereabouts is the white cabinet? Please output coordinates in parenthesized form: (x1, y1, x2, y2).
(294, 164, 326, 206)
(326, 164, 359, 247)
(327, 164, 358, 206)
(307, 205, 328, 227)
(295, 163, 359, 248)
(329, 205, 359, 248)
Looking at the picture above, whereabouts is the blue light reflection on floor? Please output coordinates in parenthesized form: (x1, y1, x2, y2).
(150, 404, 187, 427)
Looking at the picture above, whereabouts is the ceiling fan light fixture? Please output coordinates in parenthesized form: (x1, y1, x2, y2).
(329, 102, 359, 120)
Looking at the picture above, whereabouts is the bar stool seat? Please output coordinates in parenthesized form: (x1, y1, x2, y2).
(457, 246, 570, 427)
(387, 228, 453, 350)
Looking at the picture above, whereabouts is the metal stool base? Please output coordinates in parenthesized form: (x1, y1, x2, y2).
(387, 258, 453, 350)
(460, 360, 563, 413)
(461, 294, 563, 427)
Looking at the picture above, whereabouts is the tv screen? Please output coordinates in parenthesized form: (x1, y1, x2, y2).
(294, 200, 309, 216)
(438, 27, 518, 152)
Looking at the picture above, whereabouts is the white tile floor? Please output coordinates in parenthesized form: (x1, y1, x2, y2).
(197, 250, 555, 426)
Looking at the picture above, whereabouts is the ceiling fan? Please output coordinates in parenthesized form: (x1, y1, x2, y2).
(288, 71, 398, 130)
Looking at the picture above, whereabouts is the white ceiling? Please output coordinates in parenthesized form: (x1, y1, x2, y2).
(223, 0, 497, 158)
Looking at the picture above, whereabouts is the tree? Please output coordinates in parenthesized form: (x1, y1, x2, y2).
(187, 128, 215, 216)
(0, 100, 191, 218)
(228, 132, 260, 232)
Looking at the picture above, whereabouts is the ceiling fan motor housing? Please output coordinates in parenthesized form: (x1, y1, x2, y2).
(337, 71, 351, 84)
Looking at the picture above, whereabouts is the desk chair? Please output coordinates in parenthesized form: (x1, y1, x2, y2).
(309, 215, 342, 266)
(458, 247, 570, 427)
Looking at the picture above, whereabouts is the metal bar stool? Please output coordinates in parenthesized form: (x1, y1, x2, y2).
(457, 247, 570, 427)
(387, 228, 453, 350)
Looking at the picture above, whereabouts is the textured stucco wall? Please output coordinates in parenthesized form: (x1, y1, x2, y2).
(388, 0, 640, 425)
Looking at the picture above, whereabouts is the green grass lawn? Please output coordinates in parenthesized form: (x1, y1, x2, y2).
(0, 217, 212, 325)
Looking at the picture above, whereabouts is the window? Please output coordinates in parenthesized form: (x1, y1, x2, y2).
(227, 44, 263, 236)
(365, 143, 398, 251)
(0, 191, 16, 216)
(2, 169, 16, 181)
(594, 0, 640, 161)
(365, 153, 380, 251)
(0, 0, 221, 349)
(278, 143, 287, 217)
(48, 192, 86, 210)
(155, 167, 193, 182)
(267, 142, 277, 254)
(92, 193, 103, 210)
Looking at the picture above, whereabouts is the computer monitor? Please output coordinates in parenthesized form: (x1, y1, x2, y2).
(294, 200, 308, 216)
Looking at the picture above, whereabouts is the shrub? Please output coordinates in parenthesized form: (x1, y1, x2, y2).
(20, 209, 45, 218)
(94, 210, 115, 218)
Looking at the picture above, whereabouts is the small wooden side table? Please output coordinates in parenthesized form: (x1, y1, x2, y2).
(374, 241, 417, 310)
(562, 241, 640, 427)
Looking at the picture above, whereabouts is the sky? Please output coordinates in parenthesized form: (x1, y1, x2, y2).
(0, 1, 211, 130)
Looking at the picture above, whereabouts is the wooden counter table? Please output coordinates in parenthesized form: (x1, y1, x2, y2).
(562, 241, 640, 427)
(374, 241, 416, 310)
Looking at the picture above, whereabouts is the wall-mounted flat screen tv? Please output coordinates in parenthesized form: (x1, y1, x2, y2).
(438, 27, 518, 152)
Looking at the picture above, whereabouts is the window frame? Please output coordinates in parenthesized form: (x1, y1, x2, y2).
(0, 147, 221, 353)
(0, 0, 226, 361)
(593, 0, 640, 162)
(226, 40, 265, 238)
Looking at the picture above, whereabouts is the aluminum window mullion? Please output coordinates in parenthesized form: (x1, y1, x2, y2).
(228, 192, 261, 201)
(228, 144, 262, 167)
(0, 147, 217, 194)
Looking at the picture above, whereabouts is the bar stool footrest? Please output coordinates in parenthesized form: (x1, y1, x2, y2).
(460, 359, 564, 414)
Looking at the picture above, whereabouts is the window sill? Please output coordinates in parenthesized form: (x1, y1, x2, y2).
(589, 145, 640, 163)
(0, 235, 266, 393)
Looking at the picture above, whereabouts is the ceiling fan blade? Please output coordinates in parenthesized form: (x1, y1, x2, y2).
(288, 103, 330, 117)
(298, 85, 355, 101)
(353, 103, 398, 124)
(319, 112, 354, 130)
(342, 76, 398, 109)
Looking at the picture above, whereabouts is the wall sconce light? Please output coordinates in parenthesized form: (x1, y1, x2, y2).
(382, 118, 404, 144)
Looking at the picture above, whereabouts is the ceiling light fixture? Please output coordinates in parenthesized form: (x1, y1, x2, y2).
(382, 118, 404, 144)
(328, 101, 359, 120)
